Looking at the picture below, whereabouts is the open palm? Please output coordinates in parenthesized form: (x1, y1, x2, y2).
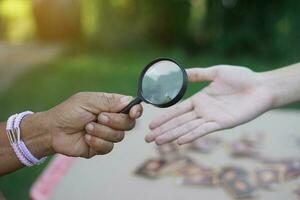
(146, 65, 273, 145)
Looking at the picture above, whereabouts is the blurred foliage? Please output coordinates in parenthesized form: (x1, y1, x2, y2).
(203, 0, 300, 59)
(33, 0, 81, 40)
(0, 0, 298, 59)
(91, 0, 191, 48)
(0, 0, 35, 42)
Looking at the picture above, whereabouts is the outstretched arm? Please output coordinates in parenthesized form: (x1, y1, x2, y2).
(262, 63, 300, 108)
(0, 92, 142, 176)
(146, 63, 300, 145)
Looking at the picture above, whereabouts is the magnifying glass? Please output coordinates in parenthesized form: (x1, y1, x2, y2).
(120, 58, 188, 114)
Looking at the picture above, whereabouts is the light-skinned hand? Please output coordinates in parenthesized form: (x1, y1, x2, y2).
(145, 65, 273, 145)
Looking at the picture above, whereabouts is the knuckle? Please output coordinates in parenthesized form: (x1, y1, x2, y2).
(73, 92, 86, 99)
(101, 93, 117, 109)
(90, 136, 97, 146)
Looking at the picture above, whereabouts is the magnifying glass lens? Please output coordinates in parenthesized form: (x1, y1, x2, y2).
(120, 58, 187, 114)
(142, 60, 183, 105)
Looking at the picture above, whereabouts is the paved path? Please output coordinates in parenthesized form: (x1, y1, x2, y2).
(0, 42, 64, 93)
(31, 105, 300, 200)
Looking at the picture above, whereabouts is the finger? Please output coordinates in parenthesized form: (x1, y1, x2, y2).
(85, 135, 114, 155)
(98, 112, 135, 131)
(129, 104, 143, 119)
(155, 118, 205, 145)
(187, 67, 217, 82)
(177, 122, 221, 144)
(145, 111, 198, 142)
(149, 99, 193, 130)
(85, 122, 125, 143)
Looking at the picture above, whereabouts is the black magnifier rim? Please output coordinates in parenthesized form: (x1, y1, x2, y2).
(137, 57, 188, 108)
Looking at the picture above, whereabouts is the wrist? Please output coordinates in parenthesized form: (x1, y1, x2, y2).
(259, 71, 282, 109)
(21, 111, 54, 158)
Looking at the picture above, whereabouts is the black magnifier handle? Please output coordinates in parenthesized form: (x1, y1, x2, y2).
(120, 97, 142, 114)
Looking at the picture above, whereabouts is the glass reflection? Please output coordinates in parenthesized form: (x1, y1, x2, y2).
(142, 60, 183, 104)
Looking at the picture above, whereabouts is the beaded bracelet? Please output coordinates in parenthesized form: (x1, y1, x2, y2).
(6, 114, 33, 166)
(6, 111, 47, 167)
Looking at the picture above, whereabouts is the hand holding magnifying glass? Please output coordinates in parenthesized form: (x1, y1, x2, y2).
(120, 58, 188, 114)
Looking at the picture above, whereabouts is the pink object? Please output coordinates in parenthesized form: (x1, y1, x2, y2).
(6, 111, 47, 166)
(30, 154, 76, 200)
(18, 140, 47, 165)
(6, 114, 33, 166)
(14, 111, 47, 165)
(12, 142, 33, 166)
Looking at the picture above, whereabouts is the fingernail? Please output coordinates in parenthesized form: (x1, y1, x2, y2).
(155, 140, 163, 146)
(177, 139, 186, 145)
(99, 114, 109, 123)
(86, 124, 94, 133)
(120, 96, 132, 104)
(85, 134, 91, 141)
(155, 136, 166, 145)
(145, 135, 154, 143)
(145, 137, 150, 143)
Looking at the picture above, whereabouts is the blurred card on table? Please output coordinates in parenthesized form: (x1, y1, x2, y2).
(279, 159, 300, 180)
(255, 168, 282, 190)
(223, 179, 256, 199)
(135, 158, 168, 178)
(294, 187, 300, 199)
(156, 143, 181, 160)
(189, 137, 221, 154)
(218, 166, 249, 183)
(229, 140, 259, 158)
(160, 156, 194, 175)
(178, 167, 217, 186)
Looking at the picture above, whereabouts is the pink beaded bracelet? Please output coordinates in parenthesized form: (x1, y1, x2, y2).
(6, 114, 33, 166)
(6, 111, 47, 167)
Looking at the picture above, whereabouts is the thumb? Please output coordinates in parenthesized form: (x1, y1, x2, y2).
(77, 92, 133, 114)
(105, 94, 134, 113)
(187, 67, 217, 82)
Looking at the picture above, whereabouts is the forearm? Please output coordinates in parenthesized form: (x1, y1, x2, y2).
(261, 63, 300, 108)
(0, 112, 53, 176)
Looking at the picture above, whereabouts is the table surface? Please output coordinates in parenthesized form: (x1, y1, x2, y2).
(32, 105, 300, 200)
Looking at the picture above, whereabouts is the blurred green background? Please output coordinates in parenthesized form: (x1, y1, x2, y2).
(0, 0, 300, 199)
